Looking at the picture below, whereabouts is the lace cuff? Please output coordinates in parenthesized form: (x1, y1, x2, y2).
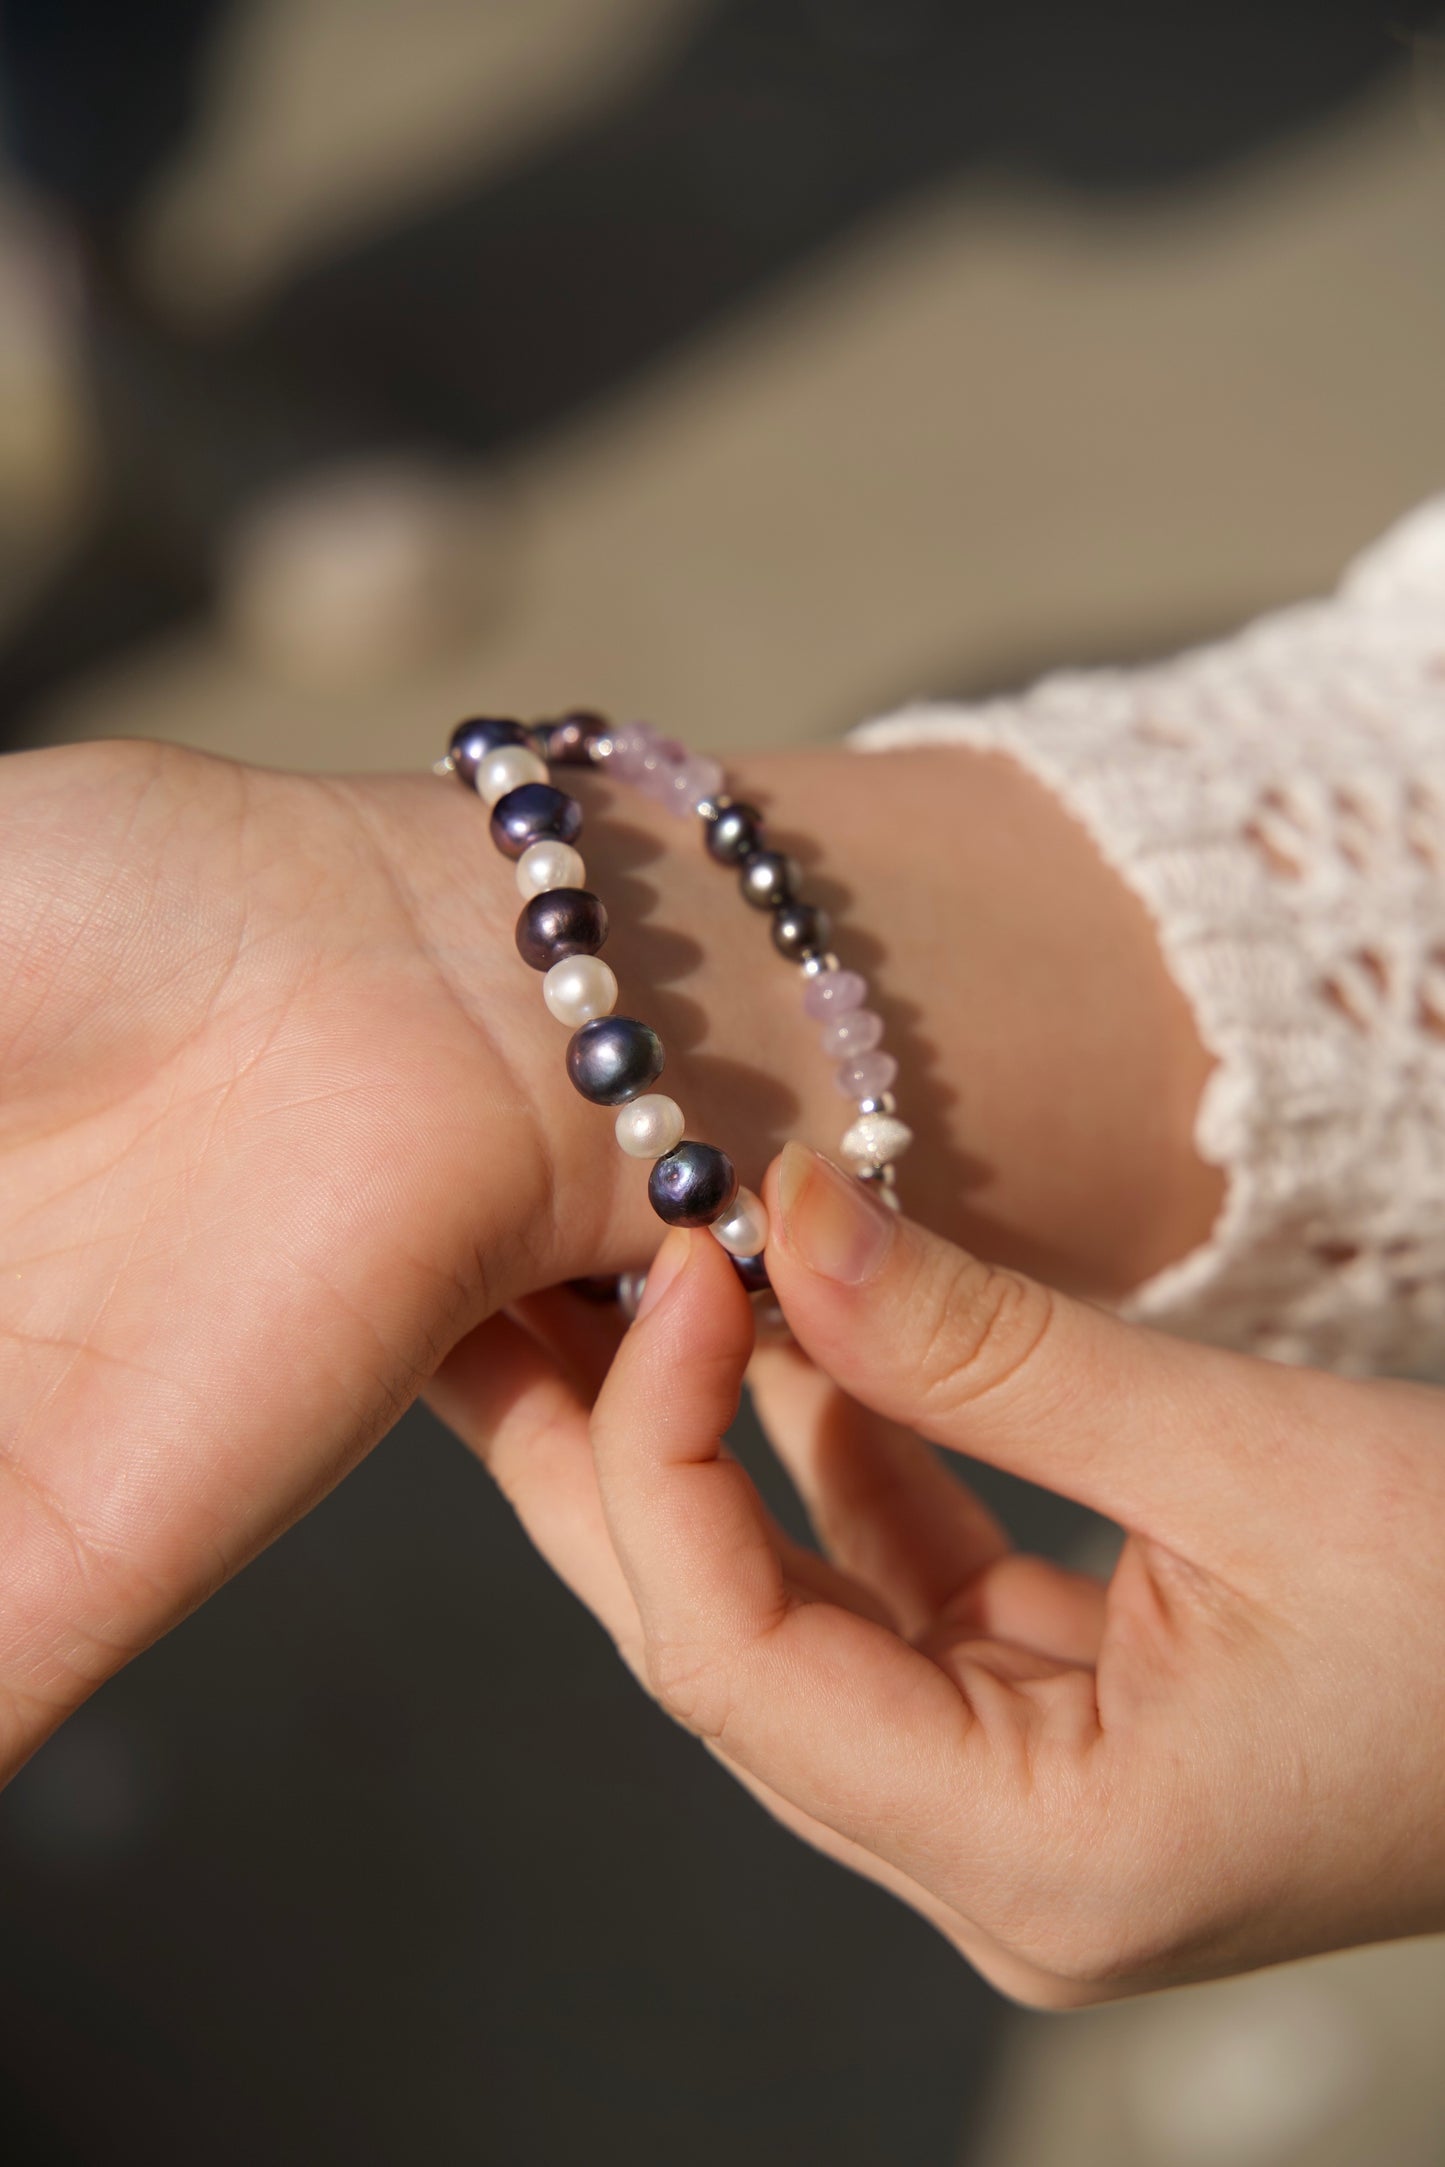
(849, 500, 1445, 1378)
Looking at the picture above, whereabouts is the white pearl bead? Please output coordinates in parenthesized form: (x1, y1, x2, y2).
(516, 840, 585, 899)
(711, 1186, 769, 1257)
(543, 955, 618, 1027)
(614, 1093, 685, 1160)
(476, 743, 548, 805)
(840, 1112, 913, 1168)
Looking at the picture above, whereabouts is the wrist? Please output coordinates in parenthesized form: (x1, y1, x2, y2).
(399, 736, 1221, 1304)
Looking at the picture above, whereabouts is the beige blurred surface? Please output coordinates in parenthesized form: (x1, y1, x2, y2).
(12, 7, 1445, 771)
(4, 7, 1445, 2164)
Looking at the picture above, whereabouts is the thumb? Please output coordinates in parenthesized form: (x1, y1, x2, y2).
(762, 1142, 1275, 1544)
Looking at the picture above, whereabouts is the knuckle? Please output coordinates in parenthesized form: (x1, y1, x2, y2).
(912, 1249, 1054, 1422)
(643, 1637, 735, 1746)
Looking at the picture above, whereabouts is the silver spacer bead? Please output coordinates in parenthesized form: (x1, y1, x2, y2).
(800, 951, 842, 980)
(856, 1162, 897, 1187)
(431, 754, 457, 778)
(694, 794, 732, 824)
(590, 735, 618, 763)
(856, 1092, 897, 1117)
(616, 1269, 649, 1321)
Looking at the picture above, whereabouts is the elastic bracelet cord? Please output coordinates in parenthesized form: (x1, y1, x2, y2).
(439, 710, 913, 1312)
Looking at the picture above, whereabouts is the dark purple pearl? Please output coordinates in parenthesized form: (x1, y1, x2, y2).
(567, 1016, 665, 1106)
(449, 716, 531, 782)
(515, 888, 608, 971)
(539, 711, 609, 767)
(739, 849, 799, 911)
(490, 782, 583, 860)
(730, 1252, 771, 1294)
(648, 1141, 737, 1228)
(771, 901, 831, 962)
(706, 801, 763, 866)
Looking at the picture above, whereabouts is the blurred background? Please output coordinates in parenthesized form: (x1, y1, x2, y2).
(1, 2, 1443, 2161)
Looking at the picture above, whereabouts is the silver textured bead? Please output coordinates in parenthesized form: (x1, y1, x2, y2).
(800, 951, 842, 980)
(840, 1111, 914, 1168)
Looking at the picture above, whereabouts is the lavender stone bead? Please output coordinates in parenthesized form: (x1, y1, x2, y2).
(803, 967, 866, 1020)
(666, 754, 726, 816)
(490, 782, 583, 859)
(836, 1050, 898, 1099)
(820, 1009, 884, 1059)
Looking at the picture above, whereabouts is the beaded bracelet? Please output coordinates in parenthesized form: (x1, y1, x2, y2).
(439, 710, 913, 1303)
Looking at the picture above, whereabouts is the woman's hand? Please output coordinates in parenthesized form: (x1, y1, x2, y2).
(0, 730, 1217, 1787)
(431, 1141, 1445, 2005)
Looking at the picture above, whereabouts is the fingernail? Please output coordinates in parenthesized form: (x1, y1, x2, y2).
(635, 1229, 691, 1321)
(776, 1140, 895, 1286)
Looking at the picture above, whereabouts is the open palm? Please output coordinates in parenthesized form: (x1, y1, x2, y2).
(0, 738, 597, 1776)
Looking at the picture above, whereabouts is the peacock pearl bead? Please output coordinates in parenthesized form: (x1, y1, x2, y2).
(771, 902, 830, 961)
(615, 1093, 686, 1159)
(705, 801, 763, 865)
(539, 711, 607, 766)
(648, 1141, 737, 1227)
(820, 1008, 884, 1059)
(490, 782, 583, 859)
(515, 889, 608, 971)
(566, 1016, 665, 1105)
(543, 954, 618, 1026)
(516, 839, 586, 899)
(730, 1252, 771, 1294)
(803, 966, 866, 1019)
(476, 743, 550, 806)
(449, 716, 531, 782)
(740, 849, 800, 910)
(710, 1186, 769, 1257)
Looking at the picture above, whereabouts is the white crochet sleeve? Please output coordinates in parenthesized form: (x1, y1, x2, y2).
(848, 499, 1445, 1379)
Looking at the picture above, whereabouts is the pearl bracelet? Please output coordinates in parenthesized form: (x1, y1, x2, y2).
(440, 710, 912, 1306)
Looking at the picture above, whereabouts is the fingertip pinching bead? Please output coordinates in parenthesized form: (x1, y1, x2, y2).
(567, 1015, 665, 1105)
(710, 1186, 769, 1257)
(543, 954, 617, 1026)
(614, 1093, 686, 1160)
(648, 1141, 737, 1227)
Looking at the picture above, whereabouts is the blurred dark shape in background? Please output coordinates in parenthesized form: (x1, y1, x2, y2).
(0, 0, 1430, 740)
